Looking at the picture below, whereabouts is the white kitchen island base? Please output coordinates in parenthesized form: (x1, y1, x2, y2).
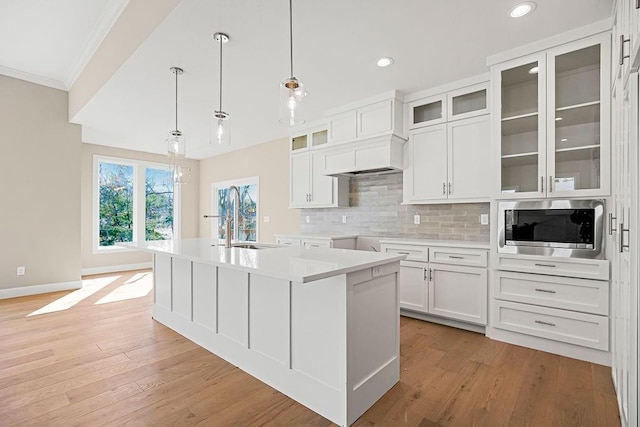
(152, 252, 400, 426)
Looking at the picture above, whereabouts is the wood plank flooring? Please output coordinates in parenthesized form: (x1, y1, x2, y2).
(0, 270, 621, 426)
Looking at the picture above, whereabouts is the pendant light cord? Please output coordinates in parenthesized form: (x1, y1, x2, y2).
(289, 0, 293, 78)
(174, 69, 179, 130)
(219, 36, 223, 112)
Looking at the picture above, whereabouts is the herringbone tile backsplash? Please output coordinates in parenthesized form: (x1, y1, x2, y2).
(300, 172, 490, 242)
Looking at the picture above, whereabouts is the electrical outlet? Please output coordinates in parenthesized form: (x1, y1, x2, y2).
(17, 266, 25, 276)
(305, 215, 310, 224)
(480, 214, 489, 225)
(342, 215, 347, 224)
(263, 216, 270, 223)
(414, 214, 421, 225)
(372, 266, 381, 277)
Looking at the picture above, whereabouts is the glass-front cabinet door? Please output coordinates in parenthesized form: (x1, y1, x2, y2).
(494, 33, 610, 198)
(547, 35, 610, 196)
(497, 54, 546, 197)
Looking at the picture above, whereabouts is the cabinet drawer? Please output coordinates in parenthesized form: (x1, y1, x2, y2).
(302, 239, 331, 249)
(494, 271, 609, 315)
(493, 300, 608, 350)
(380, 244, 428, 262)
(497, 255, 609, 280)
(277, 238, 301, 247)
(430, 247, 487, 267)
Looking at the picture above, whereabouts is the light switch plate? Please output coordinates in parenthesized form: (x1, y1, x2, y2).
(480, 214, 489, 225)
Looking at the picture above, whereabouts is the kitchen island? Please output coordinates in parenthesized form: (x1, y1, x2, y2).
(121, 238, 404, 426)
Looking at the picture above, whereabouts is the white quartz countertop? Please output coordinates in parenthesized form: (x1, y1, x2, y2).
(378, 238, 490, 250)
(120, 238, 404, 283)
(274, 234, 358, 241)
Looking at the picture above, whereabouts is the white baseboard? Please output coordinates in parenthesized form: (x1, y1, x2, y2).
(81, 262, 153, 276)
(0, 280, 82, 300)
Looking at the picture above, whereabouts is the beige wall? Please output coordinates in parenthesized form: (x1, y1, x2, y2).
(199, 137, 300, 243)
(81, 143, 199, 270)
(0, 75, 82, 289)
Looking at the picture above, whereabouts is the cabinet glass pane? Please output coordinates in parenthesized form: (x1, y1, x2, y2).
(452, 89, 486, 115)
(501, 61, 539, 193)
(291, 134, 307, 151)
(413, 101, 442, 124)
(311, 130, 328, 147)
(553, 45, 601, 191)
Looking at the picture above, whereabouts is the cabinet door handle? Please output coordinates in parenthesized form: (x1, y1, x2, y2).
(535, 288, 557, 294)
(549, 176, 553, 192)
(423, 268, 427, 280)
(535, 320, 556, 327)
(448, 255, 464, 259)
(448, 182, 452, 194)
(621, 35, 631, 66)
(609, 213, 618, 235)
(428, 268, 433, 282)
(442, 182, 446, 195)
(397, 251, 410, 255)
(534, 263, 557, 268)
(620, 223, 630, 252)
(309, 193, 312, 202)
(540, 176, 544, 193)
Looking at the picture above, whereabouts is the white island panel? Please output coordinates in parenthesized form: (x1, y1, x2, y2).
(218, 268, 249, 346)
(154, 254, 172, 310)
(192, 262, 216, 330)
(249, 274, 290, 365)
(172, 257, 192, 319)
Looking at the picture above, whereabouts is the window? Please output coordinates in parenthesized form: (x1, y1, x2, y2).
(212, 177, 259, 242)
(94, 156, 180, 252)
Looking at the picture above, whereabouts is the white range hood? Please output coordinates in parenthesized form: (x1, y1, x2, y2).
(321, 134, 406, 176)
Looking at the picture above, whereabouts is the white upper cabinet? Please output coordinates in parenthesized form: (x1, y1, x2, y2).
(493, 33, 611, 198)
(289, 124, 348, 208)
(403, 77, 491, 204)
(326, 91, 404, 145)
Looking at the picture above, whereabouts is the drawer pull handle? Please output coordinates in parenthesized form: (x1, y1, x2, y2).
(448, 255, 464, 259)
(534, 263, 556, 268)
(397, 251, 411, 255)
(535, 320, 556, 327)
(534, 288, 556, 294)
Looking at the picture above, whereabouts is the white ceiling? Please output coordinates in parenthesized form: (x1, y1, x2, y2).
(1, 0, 614, 160)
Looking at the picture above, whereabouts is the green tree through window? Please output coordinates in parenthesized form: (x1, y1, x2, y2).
(99, 162, 134, 246)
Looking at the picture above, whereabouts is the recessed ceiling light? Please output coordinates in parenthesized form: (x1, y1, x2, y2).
(509, 2, 536, 18)
(376, 57, 394, 67)
(528, 66, 539, 74)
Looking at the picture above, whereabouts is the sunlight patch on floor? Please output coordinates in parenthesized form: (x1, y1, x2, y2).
(95, 272, 153, 305)
(27, 275, 120, 317)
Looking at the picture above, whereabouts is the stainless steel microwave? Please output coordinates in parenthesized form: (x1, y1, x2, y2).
(497, 200, 605, 259)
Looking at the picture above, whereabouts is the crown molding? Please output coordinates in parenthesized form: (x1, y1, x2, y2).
(64, 0, 130, 89)
(0, 65, 66, 90)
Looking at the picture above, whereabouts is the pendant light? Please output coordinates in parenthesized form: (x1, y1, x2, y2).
(167, 66, 186, 163)
(279, 0, 306, 126)
(211, 32, 230, 145)
(166, 66, 190, 184)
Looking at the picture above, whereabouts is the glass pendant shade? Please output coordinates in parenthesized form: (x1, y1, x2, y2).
(279, 77, 305, 126)
(166, 130, 186, 166)
(172, 164, 191, 185)
(211, 111, 231, 145)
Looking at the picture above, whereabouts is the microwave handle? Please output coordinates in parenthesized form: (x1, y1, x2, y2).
(609, 213, 617, 235)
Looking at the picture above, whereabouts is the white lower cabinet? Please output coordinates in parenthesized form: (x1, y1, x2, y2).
(382, 241, 488, 327)
(491, 254, 611, 362)
(429, 264, 487, 325)
(399, 261, 428, 312)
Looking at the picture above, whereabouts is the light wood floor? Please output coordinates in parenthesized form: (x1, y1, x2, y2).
(0, 270, 621, 426)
